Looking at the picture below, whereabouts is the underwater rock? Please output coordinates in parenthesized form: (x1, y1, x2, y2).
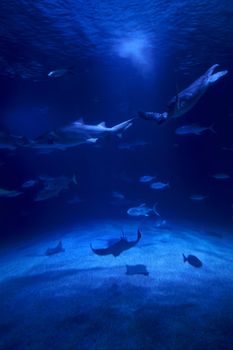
(126, 264, 149, 276)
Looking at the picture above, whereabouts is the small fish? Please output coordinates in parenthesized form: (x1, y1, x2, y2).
(45, 241, 65, 256)
(183, 254, 203, 268)
(190, 194, 208, 201)
(112, 191, 125, 200)
(150, 181, 169, 190)
(175, 124, 215, 135)
(22, 180, 38, 189)
(48, 67, 74, 78)
(127, 203, 160, 217)
(35, 174, 77, 201)
(139, 175, 156, 183)
(0, 188, 23, 198)
(212, 173, 231, 180)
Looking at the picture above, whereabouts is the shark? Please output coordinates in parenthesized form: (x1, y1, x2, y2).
(25, 118, 134, 151)
(90, 229, 142, 257)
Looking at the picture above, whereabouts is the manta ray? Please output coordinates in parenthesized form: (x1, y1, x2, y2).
(90, 229, 142, 257)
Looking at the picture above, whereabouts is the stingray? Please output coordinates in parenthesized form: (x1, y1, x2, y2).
(90, 229, 142, 257)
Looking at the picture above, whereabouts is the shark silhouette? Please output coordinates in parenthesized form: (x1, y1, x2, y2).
(90, 229, 142, 257)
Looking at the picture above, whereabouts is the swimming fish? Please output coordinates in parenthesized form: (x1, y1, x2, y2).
(190, 194, 208, 201)
(45, 241, 65, 256)
(139, 175, 156, 183)
(175, 124, 215, 135)
(150, 182, 169, 190)
(112, 191, 125, 200)
(0, 188, 23, 198)
(212, 173, 231, 180)
(27, 118, 133, 151)
(90, 229, 141, 257)
(127, 203, 160, 217)
(34, 174, 77, 201)
(183, 254, 203, 268)
(21, 179, 38, 189)
(48, 67, 74, 78)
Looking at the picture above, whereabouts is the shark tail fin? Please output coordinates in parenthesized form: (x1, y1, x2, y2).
(183, 254, 187, 263)
(208, 70, 228, 84)
(152, 202, 160, 216)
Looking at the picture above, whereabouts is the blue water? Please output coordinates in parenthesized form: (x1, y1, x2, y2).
(0, 1, 233, 349)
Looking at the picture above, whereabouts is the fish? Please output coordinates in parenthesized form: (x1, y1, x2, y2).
(27, 118, 133, 151)
(112, 191, 125, 200)
(150, 181, 169, 190)
(21, 179, 38, 189)
(126, 264, 149, 276)
(190, 194, 208, 201)
(212, 173, 231, 180)
(183, 254, 203, 268)
(71, 117, 134, 139)
(45, 241, 65, 256)
(138, 64, 228, 124)
(127, 203, 160, 217)
(175, 124, 215, 135)
(90, 229, 141, 257)
(34, 174, 77, 201)
(48, 67, 74, 78)
(139, 175, 156, 183)
(0, 188, 23, 198)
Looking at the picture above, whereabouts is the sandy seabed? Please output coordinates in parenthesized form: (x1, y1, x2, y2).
(0, 219, 233, 350)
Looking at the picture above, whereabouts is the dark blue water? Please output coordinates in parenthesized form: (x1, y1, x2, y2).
(0, 1, 233, 349)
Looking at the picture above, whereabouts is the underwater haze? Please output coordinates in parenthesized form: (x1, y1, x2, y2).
(0, 1, 233, 349)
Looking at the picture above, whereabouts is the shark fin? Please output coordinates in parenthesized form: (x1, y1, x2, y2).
(98, 122, 106, 127)
(75, 117, 84, 124)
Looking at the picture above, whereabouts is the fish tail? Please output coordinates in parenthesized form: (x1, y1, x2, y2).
(152, 202, 160, 216)
(72, 173, 78, 185)
(208, 123, 216, 134)
(208, 70, 228, 84)
(183, 254, 187, 263)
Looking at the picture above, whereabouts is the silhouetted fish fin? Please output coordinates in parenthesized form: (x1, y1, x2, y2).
(183, 254, 187, 263)
(208, 123, 216, 134)
(152, 202, 160, 216)
(209, 70, 228, 84)
(98, 122, 106, 127)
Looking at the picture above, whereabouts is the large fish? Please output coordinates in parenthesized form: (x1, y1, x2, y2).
(26, 118, 133, 151)
(138, 64, 228, 124)
(90, 229, 141, 257)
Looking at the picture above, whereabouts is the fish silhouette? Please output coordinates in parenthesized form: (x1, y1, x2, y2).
(183, 254, 203, 268)
(90, 229, 141, 257)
